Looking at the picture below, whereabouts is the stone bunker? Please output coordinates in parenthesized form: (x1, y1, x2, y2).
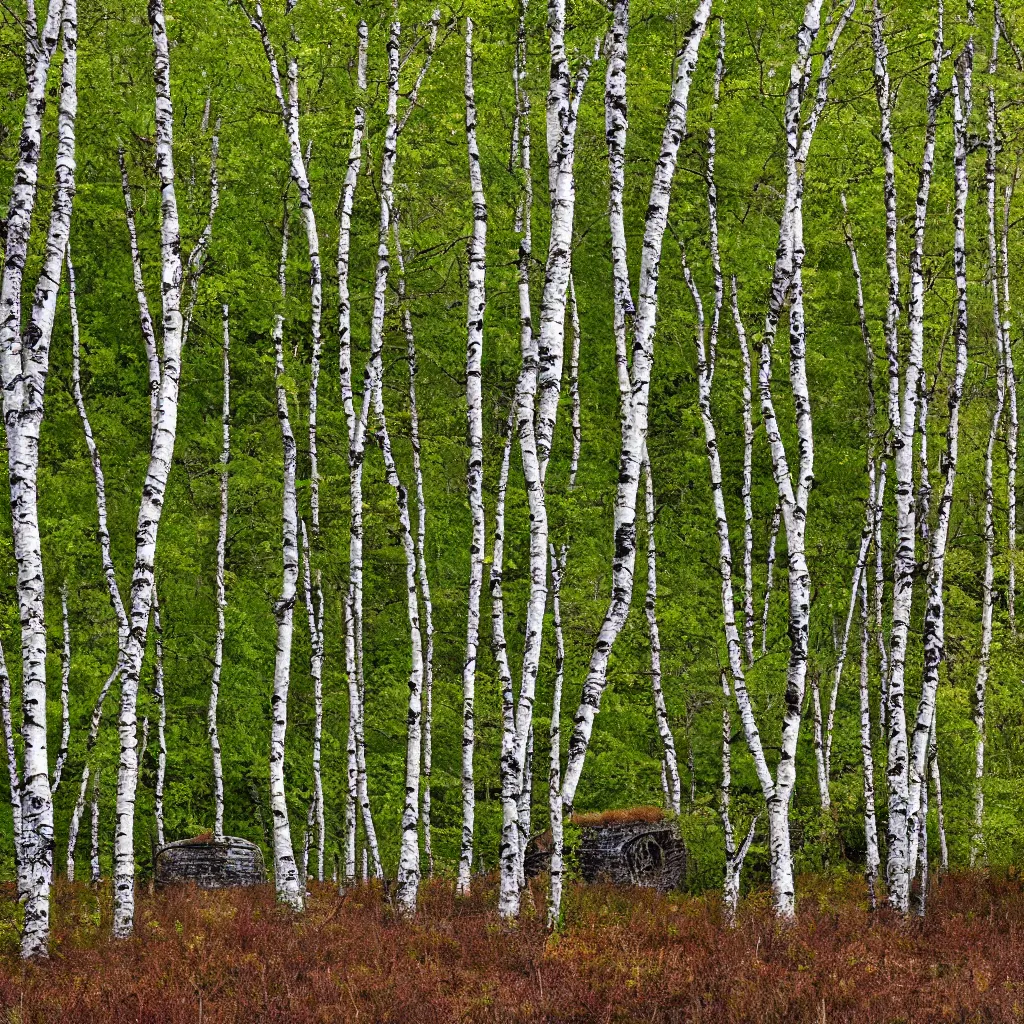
(155, 835, 266, 889)
(525, 807, 687, 891)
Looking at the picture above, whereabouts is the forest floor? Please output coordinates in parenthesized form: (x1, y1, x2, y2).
(0, 872, 1022, 1022)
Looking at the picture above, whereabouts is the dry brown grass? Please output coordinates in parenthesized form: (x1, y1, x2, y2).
(1, 872, 1023, 1022)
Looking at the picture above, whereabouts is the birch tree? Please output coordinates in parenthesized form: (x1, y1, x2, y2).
(458, 16, 487, 895)
(208, 304, 230, 843)
(561, 0, 712, 815)
(0, 0, 77, 957)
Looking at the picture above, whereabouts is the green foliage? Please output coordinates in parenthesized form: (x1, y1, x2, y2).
(0, 0, 1022, 894)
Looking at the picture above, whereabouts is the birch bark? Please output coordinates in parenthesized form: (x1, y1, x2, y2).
(561, 0, 713, 812)
(458, 16, 487, 894)
(268, 206, 303, 911)
(1, 0, 77, 956)
(209, 304, 230, 843)
(880, 0, 950, 913)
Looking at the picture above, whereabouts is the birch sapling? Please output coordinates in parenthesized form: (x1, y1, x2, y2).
(113, 0, 192, 938)
(209, 304, 230, 843)
(562, 0, 713, 814)
(459, 16, 487, 895)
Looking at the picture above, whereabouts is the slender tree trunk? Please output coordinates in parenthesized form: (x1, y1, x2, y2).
(501, 0, 594, 919)
(643, 454, 680, 813)
(720, 671, 756, 924)
(1002, 170, 1018, 634)
(336, 21, 379, 882)
(393, 223, 435, 879)
(300, 521, 325, 881)
(929, 710, 948, 872)
(0, 643, 22, 892)
(51, 586, 71, 801)
(858, 572, 879, 908)
(152, 593, 166, 848)
(547, 547, 567, 928)
(811, 675, 829, 811)
(89, 772, 100, 884)
(112, 0, 190, 938)
(761, 504, 781, 656)
(971, 22, 1002, 868)
(268, 206, 303, 912)
(458, 17, 487, 895)
(209, 305, 230, 843)
(1, 0, 77, 956)
(561, 0, 712, 813)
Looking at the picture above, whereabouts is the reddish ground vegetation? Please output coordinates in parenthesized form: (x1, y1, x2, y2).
(0, 873, 1023, 1022)
(569, 805, 667, 828)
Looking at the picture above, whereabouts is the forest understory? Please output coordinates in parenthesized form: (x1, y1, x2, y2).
(0, 874, 1022, 1023)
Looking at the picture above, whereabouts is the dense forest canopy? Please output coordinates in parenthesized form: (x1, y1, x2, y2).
(1, 0, 1024, 955)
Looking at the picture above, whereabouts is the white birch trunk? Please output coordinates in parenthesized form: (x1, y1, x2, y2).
(547, 545, 566, 928)
(761, 505, 781, 656)
(972, 30, 1002, 863)
(112, 0, 189, 938)
(89, 772, 99, 883)
(561, 0, 713, 813)
(300, 522, 325, 881)
(500, 0, 594, 919)
(643, 454, 680, 813)
(458, 17, 487, 895)
(1, 0, 77, 956)
(152, 593, 166, 848)
(392, 222, 435, 878)
(883, 0, 952, 913)
(50, 586, 71, 801)
(930, 710, 948, 873)
(268, 206, 303, 912)
(209, 304, 229, 843)
(336, 21, 379, 883)
(1002, 173, 1018, 633)
(720, 672, 756, 924)
(858, 573, 879, 908)
(0, 641, 22, 891)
